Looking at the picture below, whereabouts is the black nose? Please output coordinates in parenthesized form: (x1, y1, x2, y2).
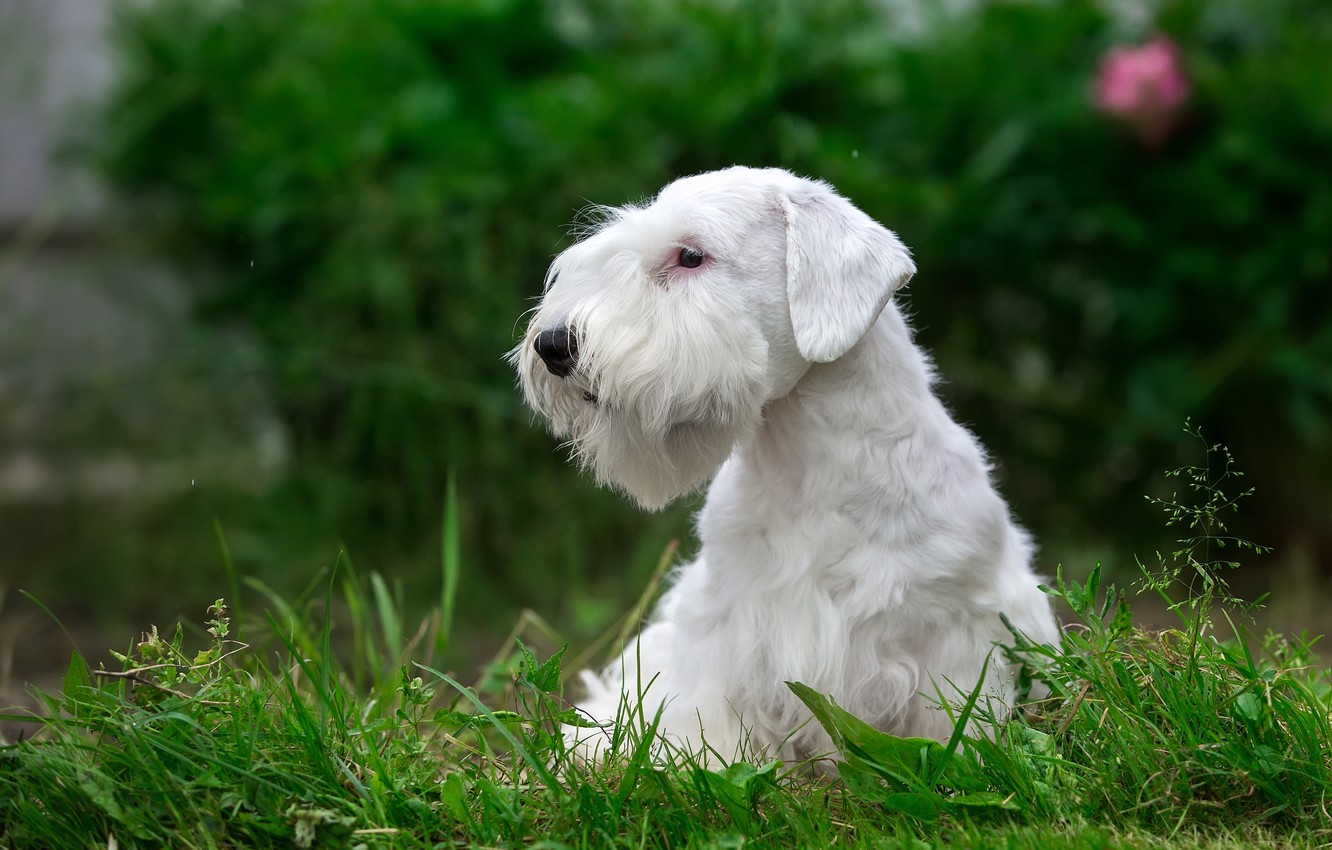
(533, 325, 578, 377)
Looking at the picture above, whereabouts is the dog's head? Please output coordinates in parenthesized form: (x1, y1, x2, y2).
(511, 166, 915, 509)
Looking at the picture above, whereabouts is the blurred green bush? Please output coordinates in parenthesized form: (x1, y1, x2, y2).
(95, 0, 1332, 617)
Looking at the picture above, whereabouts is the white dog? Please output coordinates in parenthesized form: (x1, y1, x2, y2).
(513, 166, 1059, 764)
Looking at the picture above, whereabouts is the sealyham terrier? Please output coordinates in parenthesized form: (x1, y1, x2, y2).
(512, 166, 1060, 764)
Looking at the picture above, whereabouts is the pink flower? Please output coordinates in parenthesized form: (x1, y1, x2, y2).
(1094, 36, 1191, 148)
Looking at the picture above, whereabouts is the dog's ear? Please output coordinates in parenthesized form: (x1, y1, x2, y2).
(780, 184, 915, 363)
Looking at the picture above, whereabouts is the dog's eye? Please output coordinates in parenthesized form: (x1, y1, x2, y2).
(678, 247, 705, 269)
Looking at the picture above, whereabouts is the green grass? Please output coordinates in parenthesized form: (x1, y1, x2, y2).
(3, 438, 1330, 849)
(2, 567, 1327, 850)
(2, 564, 1330, 849)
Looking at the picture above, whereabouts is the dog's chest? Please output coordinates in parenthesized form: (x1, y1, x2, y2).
(700, 456, 926, 597)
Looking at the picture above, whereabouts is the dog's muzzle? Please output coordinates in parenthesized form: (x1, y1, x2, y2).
(533, 325, 579, 378)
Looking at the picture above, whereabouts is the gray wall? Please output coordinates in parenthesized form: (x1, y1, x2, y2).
(0, 0, 285, 501)
(0, 0, 110, 225)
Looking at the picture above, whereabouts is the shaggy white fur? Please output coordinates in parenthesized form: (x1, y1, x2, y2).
(512, 166, 1060, 764)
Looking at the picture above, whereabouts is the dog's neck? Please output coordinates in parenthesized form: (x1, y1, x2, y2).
(739, 306, 956, 502)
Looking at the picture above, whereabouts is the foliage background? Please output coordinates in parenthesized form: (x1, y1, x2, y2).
(3, 0, 1330, 678)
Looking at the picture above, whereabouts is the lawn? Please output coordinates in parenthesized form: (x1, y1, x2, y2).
(2, 442, 1328, 849)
